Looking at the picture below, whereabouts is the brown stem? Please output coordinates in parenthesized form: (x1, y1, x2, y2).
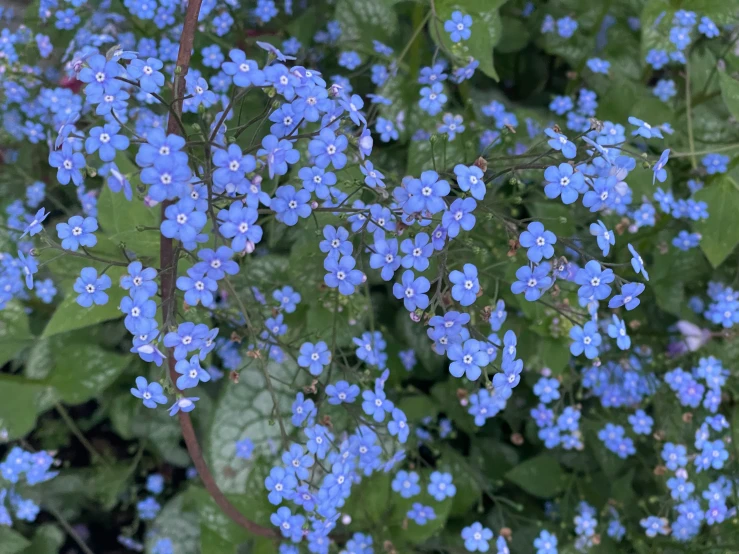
(158, 0, 276, 538)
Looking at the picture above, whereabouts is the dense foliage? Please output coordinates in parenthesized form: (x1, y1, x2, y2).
(2, 0, 739, 552)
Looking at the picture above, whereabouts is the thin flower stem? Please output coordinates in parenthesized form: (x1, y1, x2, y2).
(55, 403, 108, 465)
(684, 58, 698, 170)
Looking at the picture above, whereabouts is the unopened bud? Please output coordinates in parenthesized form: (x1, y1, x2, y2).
(244, 240, 256, 254)
(474, 157, 487, 172)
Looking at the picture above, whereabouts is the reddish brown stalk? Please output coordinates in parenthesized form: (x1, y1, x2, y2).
(159, 0, 276, 538)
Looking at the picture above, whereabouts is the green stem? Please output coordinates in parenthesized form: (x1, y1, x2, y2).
(685, 58, 697, 169)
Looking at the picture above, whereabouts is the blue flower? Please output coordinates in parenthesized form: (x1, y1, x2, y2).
(160, 198, 207, 246)
(444, 10, 472, 42)
(454, 164, 485, 200)
(298, 341, 330, 376)
(628, 409, 653, 435)
(556, 16, 578, 38)
(168, 397, 199, 416)
(640, 516, 669, 538)
(449, 263, 479, 306)
(388, 408, 410, 443)
(393, 270, 430, 312)
(74, 268, 111, 307)
(653, 79, 676, 102)
(570, 321, 602, 359)
(176, 268, 217, 306)
(324, 255, 364, 295)
(544, 163, 584, 205)
(217, 202, 262, 251)
(608, 282, 645, 310)
(586, 57, 610, 74)
(519, 222, 557, 263)
(299, 166, 337, 199)
(427, 471, 456, 501)
(438, 113, 465, 140)
(575, 261, 614, 300)
(120, 290, 157, 333)
(128, 57, 165, 92)
(400, 233, 433, 271)
(533, 377, 560, 403)
(56, 215, 97, 250)
(222, 49, 266, 87)
(698, 16, 719, 38)
(85, 123, 130, 162)
(325, 380, 359, 404)
(545, 128, 576, 159)
(265, 466, 298, 505)
(49, 142, 86, 186)
(362, 388, 394, 423)
(270, 506, 304, 542)
(391, 470, 420, 498)
(549, 95, 573, 115)
(608, 315, 631, 350)
(652, 149, 670, 184)
(645, 48, 669, 69)
(628, 116, 663, 139)
(121, 261, 158, 296)
(419, 83, 447, 116)
(375, 117, 399, 142)
(258, 135, 300, 179)
(702, 153, 729, 174)
(174, 356, 210, 390)
(588, 220, 615, 256)
(448, 339, 489, 380)
(78, 54, 122, 96)
(305, 424, 332, 459)
(628, 244, 649, 281)
(370, 238, 401, 281)
(130, 376, 167, 408)
(360, 161, 385, 189)
(291, 392, 315, 426)
(461, 522, 493, 552)
(308, 128, 348, 169)
(511, 262, 552, 301)
(319, 225, 352, 259)
(404, 170, 450, 215)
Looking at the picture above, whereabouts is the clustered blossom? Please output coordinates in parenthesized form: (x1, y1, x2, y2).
(0, 0, 735, 552)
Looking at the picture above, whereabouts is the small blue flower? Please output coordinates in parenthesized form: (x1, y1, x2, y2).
(174, 356, 211, 389)
(298, 341, 331, 376)
(168, 397, 200, 416)
(438, 113, 465, 140)
(519, 222, 557, 263)
(589, 220, 615, 256)
(628, 244, 649, 281)
(448, 339, 489, 381)
(130, 376, 167, 408)
(511, 262, 552, 301)
(56, 215, 98, 251)
(393, 270, 430, 312)
(608, 282, 645, 311)
(569, 321, 601, 359)
(21, 208, 49, 238)
(545, 128, 576, 159)
(628, 116, 663, 139)
(73, 267, 111, 307)
(544, 163, 585, 205)
(449, 263, 479, 306)
(653, 149, 670, 183)
(444, 11, 472, 42)
(698, 16, 719, 38)
(388, 408, 410, 443)
(454, 164, 486, 200)
(462, 522, 493, 552)
(702, 153, 729, 174)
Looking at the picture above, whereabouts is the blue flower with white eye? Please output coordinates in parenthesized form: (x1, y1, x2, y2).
(608, 315, 631, 350)
(265, 466, 297, 505)
(128, 57, 165, 93)
(419, 83, 447, 116)
(444, 11, 472, 42)
(570, 321, 602, 359)
(131, 376, 167, 409)
(360, 161, 385, 188)
(304, 424, 333, 459)
(545, 128, 576, 158)
(85, 123, 129, 162)
(299, 166, 337, 199)
(174, 356, 210, 390)
(628, 409, 653, 435)
(362, 388, 394, 423)
(168, 397, 199, 416)
(511, 262, 552, 301)
(442, 198, 476, 238)
(698, 16, 719, 38)
(533, 377, 560, 403)
(588, 220, 615, 256)
(628, 116, 663, 139)
(393, 270, 430, 312)
(461, 522, 493, 552)
(121, 261, 158, 297)
(628, 244, 649, 281)
(298, 341, 330, 376)
(325, 380, 359, 404)
(586, 57, 610, 74)
(281, 443, 313, 480)
(702, 153, 729, 174)
(544, 163, 584, 205)
(222, 49, 266, 87)
(575, 260, 614, 300)
(392, 470, 420, 498)
(21, 208, 49, 238)
(519, 222, 557, 263)
(608, 282, 645, 310)
(388, 408, 410, 443)
(653, 149, 670, 184)
(556, 16, 578, 38)
(454, 164, 485, 200)
(308, 128, 348, 170)
(120, 290, 157, 333)
(427, 471, 456, 501)
(74, 268, 111, 307)
(449, 263, 479, 306)
(176, 268, 217, 307)
(319, 225, 352, 259)
(324, 255, 364, 295)
(400, 233, 432, 271)
(375, 117, 398, 142)
(448, 339, 489, 381)
(438, 113, 465, 141)
(290, 393, 315, 427)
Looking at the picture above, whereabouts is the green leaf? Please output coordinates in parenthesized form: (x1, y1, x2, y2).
(44, 342, 130, 405)
(0, 375, 49, 439)
(21, 524, 65, 554)
(719, 70, 739, 122)
(431, 0, 502, 80)
(145, 494, 200, 554)
(334, 0, 398, 46)
(97, 154, 161, 261)
(199, 526, 236, 554)
(0, 527, 32, 554)
(497, 16, 530, 54)
(0, 302, 33, 366)
(42, 266, 128, 338)
(207, 361, 294, 492)
(504, 454, 566, 498)
(89, 463, 132, 510)
(693, 177, 739, 267)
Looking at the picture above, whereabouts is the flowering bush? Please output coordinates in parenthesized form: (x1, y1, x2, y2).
(1, 0, 739, 552)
